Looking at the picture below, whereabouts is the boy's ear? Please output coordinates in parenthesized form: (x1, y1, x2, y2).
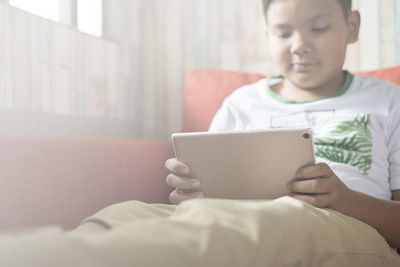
(346, 11, 361, 44)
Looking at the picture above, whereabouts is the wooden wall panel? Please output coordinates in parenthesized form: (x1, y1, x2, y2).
(0, 3, 123, 119)
(397, 0, 400, 63)
(358, 0, 381, 70)
(0, 5, 7, 108)
(380, 0, 397, 67)
(0, 3, 138, 138)
(165, 0, 184, 137)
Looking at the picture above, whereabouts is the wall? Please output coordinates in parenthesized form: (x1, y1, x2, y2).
(1, 1, 399, 140)
(347, 0, 399, 70)
(103, 0, 274, 139)
(0, 3, 137, 139)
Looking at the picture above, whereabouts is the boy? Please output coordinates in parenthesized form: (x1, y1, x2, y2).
(166, 0, 400, 251)
(1, 0, 400, 266)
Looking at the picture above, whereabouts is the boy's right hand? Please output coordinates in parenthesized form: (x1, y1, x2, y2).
(165, 158, 204, 204)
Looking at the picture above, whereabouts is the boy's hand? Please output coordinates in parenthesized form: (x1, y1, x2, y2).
(165, 158, 204, 204)
(287, 163, 350, 209)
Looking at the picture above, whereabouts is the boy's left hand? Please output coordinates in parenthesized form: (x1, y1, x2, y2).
(287, 163, 350, 209)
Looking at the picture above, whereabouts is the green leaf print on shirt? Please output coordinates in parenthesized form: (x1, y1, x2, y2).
(312, 114, 372, 175)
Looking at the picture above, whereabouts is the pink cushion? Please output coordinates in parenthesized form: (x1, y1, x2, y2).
(183, 69, 265, 132)
(0, 136, 173, 230)
(356, 65, 400, 85)
(182, 66, 400, 132)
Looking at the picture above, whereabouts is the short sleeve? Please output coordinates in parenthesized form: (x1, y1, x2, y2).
(208, 99, 242, 132)
(388, 96, 400, 191)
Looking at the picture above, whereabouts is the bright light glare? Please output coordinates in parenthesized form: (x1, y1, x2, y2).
(78, 0, 102, 37)
(10, 0, 60, 22)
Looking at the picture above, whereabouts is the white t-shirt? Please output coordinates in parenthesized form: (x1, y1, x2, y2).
(209, 72, 400, 200)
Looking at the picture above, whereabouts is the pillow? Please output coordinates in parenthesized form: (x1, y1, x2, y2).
(182, 69, 264, 132)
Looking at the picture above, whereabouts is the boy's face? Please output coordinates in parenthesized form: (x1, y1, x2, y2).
(265, 0, 360, 90)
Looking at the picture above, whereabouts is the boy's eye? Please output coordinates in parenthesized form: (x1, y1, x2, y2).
(312, 26, 330, 33)
(276, 32, 291, 38)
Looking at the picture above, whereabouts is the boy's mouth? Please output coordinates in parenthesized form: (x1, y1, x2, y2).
(291, 62, 318, 72)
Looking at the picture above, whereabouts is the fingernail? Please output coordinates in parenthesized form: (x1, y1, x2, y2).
(181, 165, 190, 174)
(192, 180, 200, 187)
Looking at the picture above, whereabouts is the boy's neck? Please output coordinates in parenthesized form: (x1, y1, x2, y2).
(272, 71, 347, 102)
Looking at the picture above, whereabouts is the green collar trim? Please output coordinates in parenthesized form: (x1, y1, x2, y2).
(266, 71, 354, 104)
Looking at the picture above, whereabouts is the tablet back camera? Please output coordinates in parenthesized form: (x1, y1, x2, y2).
(303, 132, 310, 139)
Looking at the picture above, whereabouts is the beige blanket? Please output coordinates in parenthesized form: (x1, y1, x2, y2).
(0, 197, 399, 266)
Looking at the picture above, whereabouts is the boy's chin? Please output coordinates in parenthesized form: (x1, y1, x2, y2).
(286, 73, 325, 89)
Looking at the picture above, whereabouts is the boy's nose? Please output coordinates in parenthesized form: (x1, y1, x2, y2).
(290, 34, 312, 55)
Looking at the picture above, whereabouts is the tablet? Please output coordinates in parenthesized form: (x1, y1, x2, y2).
(172, 128, 315, 200)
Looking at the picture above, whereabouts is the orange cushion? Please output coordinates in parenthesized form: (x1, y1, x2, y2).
(356, 65, 400, 85)
(182, 69, 265, 132)
(182, 66, 400, 132)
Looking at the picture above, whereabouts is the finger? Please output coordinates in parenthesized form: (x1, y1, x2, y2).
(169, 189, 204, 204)
(289, 193, 333, 208)
(166, 173, 200, 190)
(287, 177, 333, 194)
(165, 158, 190, 175)
(295, 163, 334, 179)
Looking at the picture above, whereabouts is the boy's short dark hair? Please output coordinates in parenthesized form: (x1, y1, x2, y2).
(262, 0, 352, 19)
